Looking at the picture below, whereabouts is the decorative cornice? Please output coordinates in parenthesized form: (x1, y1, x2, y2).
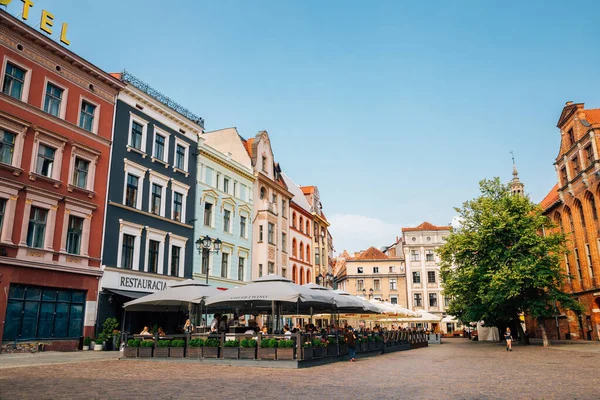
(0, 255, 103, 277)
(109, 201, 193, 229)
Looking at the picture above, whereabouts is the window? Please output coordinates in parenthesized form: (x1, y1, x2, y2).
(357, 279, 364, 291)
(572, 157, 580, 175)
(568, 129, 575, 146)
(390, 278, 397, 290)
(373, 267, 379, 274)
(240, 216, 247, 238)
(574, 248, 582, 281)
(413, 293, 422, 307)
(315, 247, 320, 265)
(240, 184, 247, 201)
(306, 221, 310, 235)
(268, 223, 275, 244)
(272, 193, 277, 205)
(292, 213, 297, 228)
(3, 285, 85, 341)
(66, 216, 83, 255)
(390, 296, 398, 305)
(173, 192, 183, 222)
(260, 187, 266, 199)
(282, 232, 287, 252)
(223, 209, 231, 233)
(205, 167, 214, 186)
(72, 158, 89, 189)
(444, 296, 451, 307)
(151, 183, 162, 215)
(201, 249, 209, 275)
(586, 145, 594, 166)
(125, 174, 139, 208)
(357, 267, 363, 274)
(3, 62, 26, 100)
(560, 167, 568, 185)
(389, 266, 395, 273)
(44, 83, 64, 117)
(154, 133, 165, 160)
(565, 254, 571, 283)
(204, 203, 213, 226)
(233, 181, 237, 197)
(373, 279, 381, 291)
(259, 225, 264, 241)
(148, 240, 160, 273)
(585, 244, 595, 280)
(589, 195, 598, 221)
(238, 257, 245, 281)
(282, 267, 287, 278)
(427, 271, 436, 283)
(130, 121, 144, 150)
(170, 246, 181, 277)
(175, 143, 186, 170)
(79, 101, 96, 132)
(0, 198, 5, 232)
(36, 144, 55, 178)
(425, 250, 434, 262)
(412, 271, 421, 283)
(223, 177, 230, 194)
(121, 234, 135, 269)
(0, 130, 15, 165)
(281, 199, 286, 216)
(221, 253, 229, 278)
(216, 173, 220, 190)
(26, 207, 47, 248)
(429, 293, 438, 307)
(322, 247, 325, 265)
(411, 250, 420, 261)
(259, 264, 263, 277)
(262, 155, 267, 172)
(268, 262, 274, 275)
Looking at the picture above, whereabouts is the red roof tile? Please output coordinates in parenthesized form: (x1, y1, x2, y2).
(110, 72, 122, 80)
(539, 184, 560, 210)
(300, 186, 315, 195)
(243, 138, 254, 158)
(355, 246, 388, 260)
(402, 221, 451, 232)
(583, 109, 600, 124)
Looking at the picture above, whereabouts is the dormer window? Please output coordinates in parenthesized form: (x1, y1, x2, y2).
(262, 155, 267, 172)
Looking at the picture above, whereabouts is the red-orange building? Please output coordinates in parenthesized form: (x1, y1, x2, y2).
(0, 10, 123, 350)
(531, 102, 600, 341)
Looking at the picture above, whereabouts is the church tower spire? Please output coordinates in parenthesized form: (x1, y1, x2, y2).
(510, 151, 525, 196)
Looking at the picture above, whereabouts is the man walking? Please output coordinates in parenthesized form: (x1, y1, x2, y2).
(344, 326, 357, 362)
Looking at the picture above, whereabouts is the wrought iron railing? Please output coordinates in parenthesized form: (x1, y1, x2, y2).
(121, 70, 204, 128)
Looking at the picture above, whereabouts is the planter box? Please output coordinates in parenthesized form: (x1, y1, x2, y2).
(124, 347, 138, 358)
(313, 346, 325, 358)
(138, 347, 153, 358)
(93, 344, 103, 351)
(258, 348, 276, 360)
(170, 347, 185, 358)
(187, 347, 202, 359)
(326, 345, 337, 357)
(368, 342, 376, 351)
(302, 347, 313, 360)
(359, 342, 368, 352)
(222, 347, 239, 359)
(82, 346, 90, 351)
(276, 348, 294, 360)
(239, 348, 256, 359)
(339, 344, 347, 355)
(154, 347, 169, 358)
(202, 347, 220, 359)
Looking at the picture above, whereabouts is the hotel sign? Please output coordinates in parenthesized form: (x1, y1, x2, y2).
(2, 0, 71, 45)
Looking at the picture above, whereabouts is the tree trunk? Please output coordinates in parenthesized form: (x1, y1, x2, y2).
(515, 315, 529, 345)
(538, 317, 550, 347)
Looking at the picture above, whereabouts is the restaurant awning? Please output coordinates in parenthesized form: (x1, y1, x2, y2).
(105, 288, 150, 299)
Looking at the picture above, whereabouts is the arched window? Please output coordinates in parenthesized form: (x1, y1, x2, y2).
(260, 187, 266, 199)
(300, 242, 304, 260)
(585, 191, 599, 221)
(554, 211, 564, 233)
(299, 217, 304, 233)
(306, 269, 311, 284)
(300, 267, 304, 285)
(306, 245, 311, 263)
(292, 212, 297, 228)
(565, 207, 574, 232)
(306, 221, 310, 235)
(292, 238, 297, 257)
(292, 265, 297, 284)
(575, 200, 586, 228)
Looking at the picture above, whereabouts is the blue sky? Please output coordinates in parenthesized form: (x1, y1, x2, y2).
(8, 1, 600, 253)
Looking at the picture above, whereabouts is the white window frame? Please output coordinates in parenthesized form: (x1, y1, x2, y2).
(117, 220, 143, 271)
(223, 176, 231, 195)
(148, 169, 169, 217)
(1, 56, 32, 103)
(171, 179, 189, 222)
(168, 233, 188, 278)
(127, 112, 149, 156)
(223, 207, 232, 233)
(77, 95, 100, 134)
(29, 129, 67, 186)
(151, 125, 170, 166)
(173, 137, 190, 176)
(41, 77, 68, 119)
(123, 159, 147, 210)
(0, 111, 28, 174)
(67, 143, 99, 196)
(145, 227, 167, 274)
(0, 179, 22, 245)
(221, 247, 232, 279)
(239, 212, 248, 238)
(58, 198, 94, 266)
(204, 166, 214, 186)
(18, 187, 61, 262)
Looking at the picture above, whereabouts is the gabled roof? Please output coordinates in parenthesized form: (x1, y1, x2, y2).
(402, 221, 451, 232)
(300, 186, 315, 195)
(540, 184, 560, 211)
(583, 109, 600, 124)
(281, 173, 312, 213)
(354, 246, 388, 260)
(340, 250, 352, 259)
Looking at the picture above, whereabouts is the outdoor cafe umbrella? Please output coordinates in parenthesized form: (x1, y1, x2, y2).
(123, 280, 221, 312)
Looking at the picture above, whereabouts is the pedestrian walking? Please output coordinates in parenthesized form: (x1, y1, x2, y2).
(344, 326, 357, 362)
(505, 328, 513, 351)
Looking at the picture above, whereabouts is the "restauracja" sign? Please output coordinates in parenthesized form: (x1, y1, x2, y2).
(120, 276, 168, 291)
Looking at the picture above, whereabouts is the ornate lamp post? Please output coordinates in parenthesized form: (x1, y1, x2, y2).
(326, 272, 334, 288)
(195, 235, 222, 284)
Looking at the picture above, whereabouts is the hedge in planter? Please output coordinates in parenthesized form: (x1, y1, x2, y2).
(170, 339, 186, 358)
(222, 339, 240, 359)
(258, 338, 277, 360)
(125, 339, 140, 358)
(154, 340, 171, 358)
(301, 342, 314, 360)
(139, 340, 154, 357)
(240, 339, 256, 359)
(187, 338, 204, 359)
(203, 338, 221, 358)
(312, 338, 326, 358)
(276, 339, 295, 360)
(326, 337, 338, 357)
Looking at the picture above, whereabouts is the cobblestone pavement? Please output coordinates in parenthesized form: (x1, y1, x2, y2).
(0, 351, 117, 369)
(0, 339, 598, 400)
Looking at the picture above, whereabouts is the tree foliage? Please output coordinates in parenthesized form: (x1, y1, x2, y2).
(439, 178, 581, 328)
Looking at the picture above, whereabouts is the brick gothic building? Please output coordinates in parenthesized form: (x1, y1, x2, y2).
(532, 102, 600, 341)
(0, 11, 123, 349)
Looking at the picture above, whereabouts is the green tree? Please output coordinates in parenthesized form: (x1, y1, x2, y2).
(439, 178, 581, 347)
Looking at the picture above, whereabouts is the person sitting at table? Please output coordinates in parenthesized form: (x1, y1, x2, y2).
(139, 326, 152, 336)
(158, 327, 166, 337)
(284, 326, 292, 336)
(183, 319, 192, 334)
(210, 314, 221, 332)
(219, 315, 228, 333)
(261, 326, 268, 335)
(228, 313, 239, 327)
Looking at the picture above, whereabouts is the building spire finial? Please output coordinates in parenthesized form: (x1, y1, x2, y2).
(509, 151, 524, 196)
(510, 151, 518, 177)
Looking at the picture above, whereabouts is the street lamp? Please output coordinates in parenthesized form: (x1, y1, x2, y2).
(361, 288, 374, 299)
(195, 235, 222, 284)
(326, 272, 333, 288)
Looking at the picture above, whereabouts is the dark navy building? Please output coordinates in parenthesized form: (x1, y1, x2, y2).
(98, 71, 202, 333)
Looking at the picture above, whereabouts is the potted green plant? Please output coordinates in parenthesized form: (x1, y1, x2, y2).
(368, 335, 376, 351)
(169, 339, 185, 358)
(326, 337, 338, 356)
(258, 338, 277, 360)
(312, 338, 326, 358)
(125, 339, 140, 358)
(301, 341, 313, 360)
(276, 339, 295, 360)
(98, 318, 119, 351)
(339, 337, 348, 355)
(154, 340, 171, 357)
(374, 334, 384, 350)
(187, 338, 204, 359)
(83, 337, 92, 351)
(359, 336, 368, 352)
(139, 340, 154, 357)
(222, 339, 240, 359)
(240, 338, 257, 359)
(203, 337, 220, 358)
(93, 338, 103, 351)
